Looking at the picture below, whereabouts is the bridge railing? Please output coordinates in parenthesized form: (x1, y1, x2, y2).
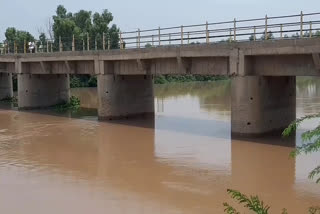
(1, 11, 320, 55)
(121, 11, 320, 49)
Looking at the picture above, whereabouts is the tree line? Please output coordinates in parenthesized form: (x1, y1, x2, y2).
(1, 5, 121, 52)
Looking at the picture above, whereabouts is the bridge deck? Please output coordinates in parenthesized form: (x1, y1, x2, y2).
(0, 38, 320, 76)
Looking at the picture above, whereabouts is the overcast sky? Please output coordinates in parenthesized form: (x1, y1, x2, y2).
(0, 0, 319, 40)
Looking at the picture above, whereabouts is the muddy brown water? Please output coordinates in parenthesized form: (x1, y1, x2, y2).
(0, 79, 319, 214)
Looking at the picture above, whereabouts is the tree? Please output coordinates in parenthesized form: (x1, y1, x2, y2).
(51, 5, 120, 51)
(4, 27, 35, 53)
(38, 33, 47, 52)
(260, 31, 274, 40)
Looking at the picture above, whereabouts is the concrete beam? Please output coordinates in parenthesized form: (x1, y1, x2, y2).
(248, 54, 319, 76)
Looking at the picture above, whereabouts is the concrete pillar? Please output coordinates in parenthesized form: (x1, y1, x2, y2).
(97, 74, 154, 120)
(18, 74, 70, 109)
(0, 73, 13, 100)
(231, 76, 296, 137)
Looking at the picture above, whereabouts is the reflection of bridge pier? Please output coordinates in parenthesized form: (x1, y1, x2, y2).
(231, 138, 296, 212)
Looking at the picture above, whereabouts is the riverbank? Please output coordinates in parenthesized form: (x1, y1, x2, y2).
(69, 74, 229, 88)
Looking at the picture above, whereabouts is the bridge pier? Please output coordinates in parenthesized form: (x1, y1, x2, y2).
(18, 74, 70, 109)
(97, 74, 154, 120)
(231, 76, 296, 137)
(0, 73, 13, 100)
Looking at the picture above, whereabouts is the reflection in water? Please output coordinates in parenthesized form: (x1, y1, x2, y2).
(0, 78, 319, 214)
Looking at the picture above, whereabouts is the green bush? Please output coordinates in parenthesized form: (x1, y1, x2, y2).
(88, 76, 97, 87)
(54, 96, 80, 112)
(154, 74, 228, 84)
(70, 76, 82, 88)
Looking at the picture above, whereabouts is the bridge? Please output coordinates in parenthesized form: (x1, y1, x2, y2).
(0, 12, 320, 136)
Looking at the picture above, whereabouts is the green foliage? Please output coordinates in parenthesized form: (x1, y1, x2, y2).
(0, 96, 17, 104)
(223, 189, 270, 214)
(282, 113, 320, 137)
(4, 27, 35, 51)
(223, 202, 240, 214)
(88, 76, 97, 87)
(154, 75, 168, 84)
(309, 207, 320, 214)
(70, 76, 82, 88)
(54, 96, 80, 112)
(154, 74, 228, 84)
(52, 5, 120, 51)
(145, 43, 152, 48)
(70, 75, 97, 88)
(309, 166, 320, 184)
(260, 31, 274, 40)
(282, 113, 320, 183)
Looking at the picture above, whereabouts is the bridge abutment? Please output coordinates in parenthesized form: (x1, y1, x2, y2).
(97, 74, 154, 120)
(0, 73, 13, 100)
(231, 76, 296, 137)
(18, 74, 70, 109)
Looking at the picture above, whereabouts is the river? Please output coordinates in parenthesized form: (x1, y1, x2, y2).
(0, 78, 319, 213)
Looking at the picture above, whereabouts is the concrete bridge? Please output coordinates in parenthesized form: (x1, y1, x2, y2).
(1, 12, 320, 136)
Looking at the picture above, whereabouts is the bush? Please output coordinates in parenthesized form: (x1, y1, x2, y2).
(88, 76, 97, 87)
(55, 96, 80, 112)
(70, 76, 82, 88)
(154, 74, 228, 84)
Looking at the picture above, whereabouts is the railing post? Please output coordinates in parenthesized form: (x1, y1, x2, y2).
(188, 32, 190, 44)
(300, 11, 304, 38)
(152, 35, 154, 47)
(24, 40, 27, 54)
(47, 40, 49, 53)
(87, 33, 90, 51)
(120, 31, 123, 49)
(51, 42, 53, 52)
(72, 34, 75, 51)
(108, 36, 111, 50)
(35, 42, 38, 53)
(169, 34, 171, 45)
(7, 42, 10, 54)
(280, 24, 283, 39)
(253, 26, 256, 41)
(103, 32, 106, 50)
(82, 39, 85, 51)
(59, 36, 62, 52)
(181, 25, 184, 45)
(14, 41, 16, 54)
(137, 29, 140, 48)
(158, 27, 161, 46)
(310, 22, 313, 38)
(95, 38, 97, 50)
(229, 28, 232, 43)
(234, 18, 236, 41)
(206, 21, 209, 44)
(265, 15, 268, 40)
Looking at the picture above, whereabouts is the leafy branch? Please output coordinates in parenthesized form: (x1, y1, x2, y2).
(224, 189, 270, 214)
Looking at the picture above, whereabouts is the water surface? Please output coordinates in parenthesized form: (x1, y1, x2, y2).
(0, 79, 319, 213)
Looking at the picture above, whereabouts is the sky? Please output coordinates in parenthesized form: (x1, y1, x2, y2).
(0, 0, 319, 41)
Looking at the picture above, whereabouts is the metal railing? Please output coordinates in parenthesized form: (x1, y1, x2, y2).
(1, 11, 320, 55)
